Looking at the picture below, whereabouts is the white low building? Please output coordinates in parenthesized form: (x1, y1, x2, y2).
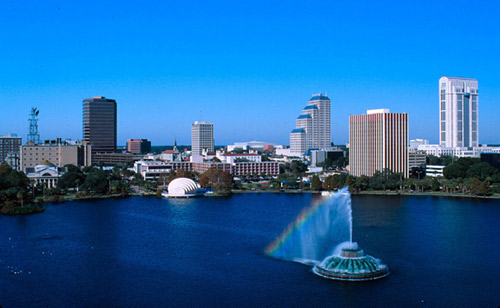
(218, 153, 262, 164)
(226, 141, 275, 152)
(164, 177, 201, 198)
(417, 144, 500, 158)
(133, 160, 172, 180)
(25, 162, 66, 188)
(426, 165, 446, 177)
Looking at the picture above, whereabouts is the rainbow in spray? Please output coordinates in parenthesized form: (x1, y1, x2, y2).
(265, 187, 352, 263)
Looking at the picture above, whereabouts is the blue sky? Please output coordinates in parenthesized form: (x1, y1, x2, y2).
(1, 0, 499, 146)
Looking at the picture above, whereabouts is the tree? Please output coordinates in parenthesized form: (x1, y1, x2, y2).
(431, 178, 440, 191)
(369, 169, 401, 190)
(470, 179, 491, 196)
(199, 174, 209, 188)
(202, 167, 233, 195)
(319, 159, 334, 170)
(466, 162, 499, 181)
(0, 163, 35, 214)
(57, 165, 86, 190)
(322, 174, 347, 191)
(443, 158, 476, 179)
(81, 168, 109, 194)
(290, 160, 308, 175)
(311, 175, 322, 191)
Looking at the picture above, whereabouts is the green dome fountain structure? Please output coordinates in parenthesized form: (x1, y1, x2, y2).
(312, 242, 389, 281)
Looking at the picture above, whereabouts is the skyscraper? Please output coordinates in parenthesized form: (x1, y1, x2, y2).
(83, 96, 117, 153)
(349, 109, 409, 178)
(439, 76, 478, 148)
(289, 94, 331, 154)
(191, 121, 214, 156)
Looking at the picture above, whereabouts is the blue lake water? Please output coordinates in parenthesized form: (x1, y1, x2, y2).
(1, 193, 500, 307)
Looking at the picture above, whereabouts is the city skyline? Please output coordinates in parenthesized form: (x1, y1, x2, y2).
(1, 1, 499, 145)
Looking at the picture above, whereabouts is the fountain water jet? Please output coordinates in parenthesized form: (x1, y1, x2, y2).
(266, 187, 390, 281)
(265, 187, 352, 263)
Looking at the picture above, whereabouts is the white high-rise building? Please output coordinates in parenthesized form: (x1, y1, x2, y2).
(191, 121, 214, 156)
(289, 94, 331, 155)
(439, 76, 478, 148)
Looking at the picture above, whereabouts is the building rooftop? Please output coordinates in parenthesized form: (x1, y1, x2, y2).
(291, 128, 306, 133)
(1, 134, 20, 138)
(303, 105, 318, 110)
(367, 109, 390, 115)
(297, 114, 312, 119)
(440, 76, 477, 81)
(309, 94, 330, 101)
(193, 121, 213, 125)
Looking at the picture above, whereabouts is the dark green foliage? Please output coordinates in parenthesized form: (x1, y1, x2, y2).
(431, 178, 440, 191)
(81, 168, 109, 194)
(466, 162, 499, 181)
(0, 163, 34, 214)
(470, 178, 492, 196)
(426, 155, 454, 166)
(443, 158, 477, 179)
(369, 169, 402, 190)
(323, 174, 347, 190)
(310, 175, 322, 191)
(231, 148, 245, 154)
(57, 165, 85, 190)
(5, 204, 44, 215)
(319, 158, 334, 170)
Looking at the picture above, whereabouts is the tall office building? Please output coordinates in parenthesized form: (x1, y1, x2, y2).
(83, 96, 117, 153)
(439, 76, 478, 148)
(290, 94, 331, 154)
(349, 109, 409, 178)
(191, 121, 214, 156)
(0, 134, 22, 163)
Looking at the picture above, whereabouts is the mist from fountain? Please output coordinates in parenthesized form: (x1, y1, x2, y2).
(265, 187, 352, 264)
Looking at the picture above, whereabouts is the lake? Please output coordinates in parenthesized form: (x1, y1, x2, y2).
(1, 193, 500, 307)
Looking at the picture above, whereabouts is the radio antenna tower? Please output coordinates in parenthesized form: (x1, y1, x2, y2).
(28, 107, 40, 144)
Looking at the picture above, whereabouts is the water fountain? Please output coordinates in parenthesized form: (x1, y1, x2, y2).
(266, 187, 390, 281)
(312, 241, 390, 281)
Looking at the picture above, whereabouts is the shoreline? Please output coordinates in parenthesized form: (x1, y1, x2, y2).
(3, 189, 498, 216)
(231, 189, 500, 199)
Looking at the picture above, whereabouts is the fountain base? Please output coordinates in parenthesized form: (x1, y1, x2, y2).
(312, 243, 389, 281)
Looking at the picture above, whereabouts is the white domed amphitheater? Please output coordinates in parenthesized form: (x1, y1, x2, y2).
(164, 177, 201, 198)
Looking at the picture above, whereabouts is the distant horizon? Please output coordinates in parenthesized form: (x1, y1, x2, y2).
(1, 1, 499, 145)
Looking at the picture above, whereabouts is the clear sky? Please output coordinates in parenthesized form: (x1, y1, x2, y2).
(1, 0, 499, 146)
